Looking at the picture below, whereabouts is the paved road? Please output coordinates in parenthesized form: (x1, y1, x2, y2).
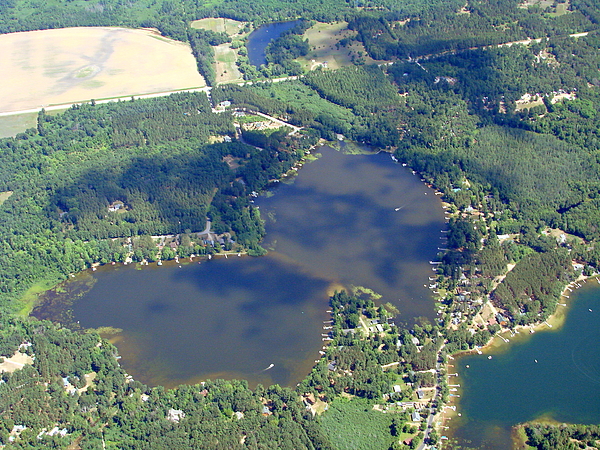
(0, 76, 301, 117)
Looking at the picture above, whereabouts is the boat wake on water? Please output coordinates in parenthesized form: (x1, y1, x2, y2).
(261, 363, 274, 372)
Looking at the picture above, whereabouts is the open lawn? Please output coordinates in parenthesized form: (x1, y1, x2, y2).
(296, 22, 379, 71)
(0, 351, 34, 373)
(0, 113, 38, 138)
(214, 44, 243, 83)
(191, 17, 246, 36)
(319, 397, 396, 450)
(0, 27, 206, 114)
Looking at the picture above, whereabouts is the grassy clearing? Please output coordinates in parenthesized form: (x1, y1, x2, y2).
(0, 191, 13, 205)
(190, 17, 246, 35)
(518, 0, 571, 15)
(17, 278, 62, 317)
(319, 397, 396, 450)
(296, 21, 378, 71)
(0, 113, 38, 138)
(249, 81, 356, 125)
(215, 44, 243, 83)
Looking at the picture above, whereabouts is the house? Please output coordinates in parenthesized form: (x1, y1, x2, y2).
(411, 411, 421, 422)
(108, 201, 125, 212)
(495, 313, 509, 325)
(167, 409, 186, 423)
(327, 361, 337, 371)
(416, 389, 424, 399)
(393, 385, 402, 393)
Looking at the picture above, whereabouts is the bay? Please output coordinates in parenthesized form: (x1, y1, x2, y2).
(448, 281, 600, 449)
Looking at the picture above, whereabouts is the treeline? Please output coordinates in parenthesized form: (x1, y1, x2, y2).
(188, 28, 231, 86)
(523, 423, 600, 450)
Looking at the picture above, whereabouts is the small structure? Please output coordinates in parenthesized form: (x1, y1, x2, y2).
(393, 385, 402, 393)
(167, 409, 186, 423)
(108, 201, 125, 212)
(416, 389, 424, 399)
(234, 411, 244, 420)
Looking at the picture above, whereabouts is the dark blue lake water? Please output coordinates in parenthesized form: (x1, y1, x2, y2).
(247, 21, 299, 67)
(449, 280, 600, 449)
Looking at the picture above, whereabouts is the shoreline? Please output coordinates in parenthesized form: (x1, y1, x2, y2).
(437, 273, 597, 446)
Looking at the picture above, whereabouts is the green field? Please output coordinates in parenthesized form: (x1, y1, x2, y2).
(0, 113, 38, 138)
(190, 17, 246, 35)
(319, 397, 398, 450)
(296, 21, 378, 71)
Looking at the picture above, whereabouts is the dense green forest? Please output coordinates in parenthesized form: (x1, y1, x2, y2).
(523, 423, 600, 449)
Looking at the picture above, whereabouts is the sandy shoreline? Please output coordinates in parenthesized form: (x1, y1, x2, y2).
(436, 273, 596, 442)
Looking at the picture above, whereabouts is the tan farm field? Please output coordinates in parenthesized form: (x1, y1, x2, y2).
(0, 27, 206, 114)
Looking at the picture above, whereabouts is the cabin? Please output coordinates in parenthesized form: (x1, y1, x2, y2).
(167, 409, 186, 423)
(108, 201, 125, 212)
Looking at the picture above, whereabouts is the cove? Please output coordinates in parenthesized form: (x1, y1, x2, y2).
(448, 281, 600, 449)
(33, 146, 445, 388)
(247, 21, 299, 67)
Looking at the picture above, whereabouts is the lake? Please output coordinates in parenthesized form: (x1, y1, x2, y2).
(448, 280, 600, 449)
(246, 21, 299, 67)
(33, 146, 445, 388)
